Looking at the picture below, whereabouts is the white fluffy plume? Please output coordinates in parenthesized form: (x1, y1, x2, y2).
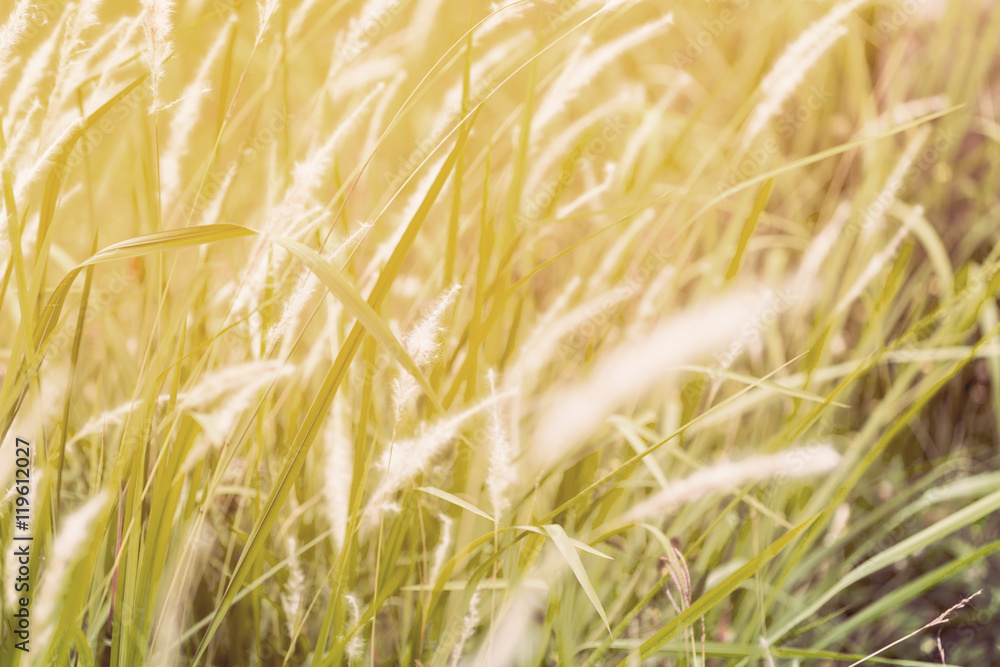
(622, 445, 843, 524)
(742, 0, 867, 146)
(140, 0, 175, 111)
(532, 287, 789, 468)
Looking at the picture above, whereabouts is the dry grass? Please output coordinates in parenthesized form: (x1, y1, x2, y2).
(2, 0, 1000, 665)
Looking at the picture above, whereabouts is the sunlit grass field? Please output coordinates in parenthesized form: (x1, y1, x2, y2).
(2, 0, 1000, 664)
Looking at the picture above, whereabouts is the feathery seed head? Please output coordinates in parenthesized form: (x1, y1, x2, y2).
(485, 370, 516, 518)
(140, 0, 174, 111)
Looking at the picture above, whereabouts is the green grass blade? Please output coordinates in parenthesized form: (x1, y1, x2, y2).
(417, 487, 497, 523)
(542, 524, 612, 636)
(271, 235, 443, 412)
(725, 178, 773, 281)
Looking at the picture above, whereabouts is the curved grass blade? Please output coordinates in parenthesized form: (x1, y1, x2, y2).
(417, 487, 497, 523)
(36, 223, 254, 346)
(521, 526, 612, 561)
(542, 524, 612, 637)
(272, 235, 444, 412)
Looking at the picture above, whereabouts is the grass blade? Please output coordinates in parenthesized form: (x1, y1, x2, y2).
(542, 524, 612, 636)
(631, 515, 816, 661)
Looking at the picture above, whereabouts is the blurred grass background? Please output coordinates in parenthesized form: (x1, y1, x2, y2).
(2, 0, 1000, 664)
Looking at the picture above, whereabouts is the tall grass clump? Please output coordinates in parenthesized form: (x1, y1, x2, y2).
(2, 0, 1000, 665)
